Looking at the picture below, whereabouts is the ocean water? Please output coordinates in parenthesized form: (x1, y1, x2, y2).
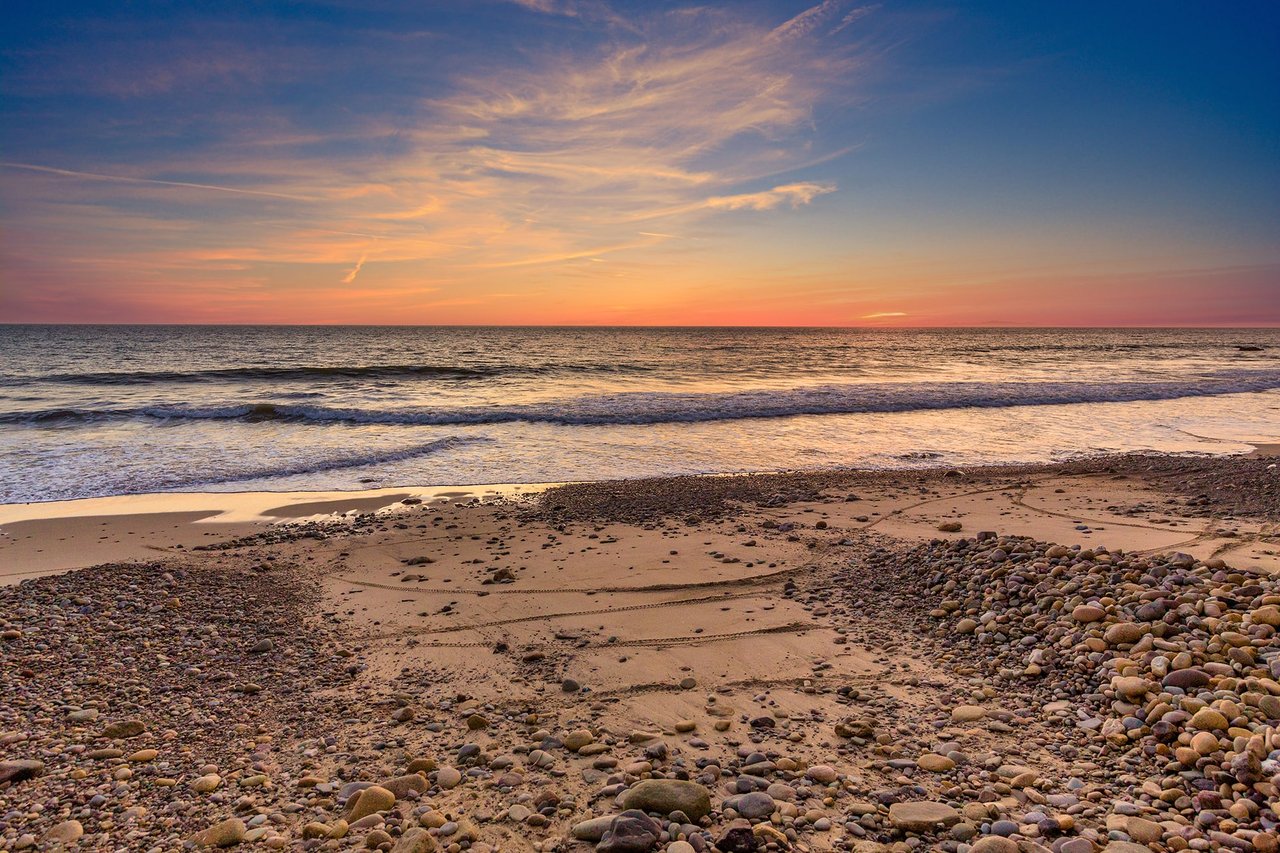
(1, 326, 1278, 504)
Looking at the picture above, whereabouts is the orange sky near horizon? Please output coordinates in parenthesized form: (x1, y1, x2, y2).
(1, 1, 1277, 326)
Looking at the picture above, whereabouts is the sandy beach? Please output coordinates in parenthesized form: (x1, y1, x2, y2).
(2, 451, 1279, 852)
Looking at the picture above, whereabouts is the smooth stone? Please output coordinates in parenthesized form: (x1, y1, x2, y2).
(44, 820, 84, 845)
(597, 810, 662, 853)
(723, 791, 777, 819)
(620, 779, 712, 821)
(190, 818, 247, 848)
(436, 766, 463, 789)
(347, 785, 395, 821)
(888, 801, 962, 831)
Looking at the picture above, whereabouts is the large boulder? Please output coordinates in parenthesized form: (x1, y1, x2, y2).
(619, 779, 712, 821)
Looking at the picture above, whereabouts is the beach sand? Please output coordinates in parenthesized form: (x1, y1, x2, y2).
(1, 452, 1278, 852)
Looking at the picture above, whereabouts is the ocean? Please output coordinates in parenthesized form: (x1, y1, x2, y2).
(1, 325, 1278, 504)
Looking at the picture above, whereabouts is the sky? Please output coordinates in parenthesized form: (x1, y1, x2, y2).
(1, 0, 1277, 326)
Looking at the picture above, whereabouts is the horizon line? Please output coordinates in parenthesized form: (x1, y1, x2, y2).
(3, 322, 1280, 330)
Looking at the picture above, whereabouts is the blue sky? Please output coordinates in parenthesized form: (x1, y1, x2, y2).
(1, 1, 1277, 324)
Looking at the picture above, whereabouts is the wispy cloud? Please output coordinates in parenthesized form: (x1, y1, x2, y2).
(0, 0, 879, 319)
(862, 311, 906, 318)
(341, 253, 368, 284)
(707, 182, 836, 211)
(0, 162, 315, 201)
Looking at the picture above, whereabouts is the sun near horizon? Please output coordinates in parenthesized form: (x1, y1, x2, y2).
(1, 1, 1277, 327)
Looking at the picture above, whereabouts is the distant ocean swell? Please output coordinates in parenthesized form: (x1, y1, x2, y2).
(6, 370, 1280, 428)
(0, 362, 655, 386)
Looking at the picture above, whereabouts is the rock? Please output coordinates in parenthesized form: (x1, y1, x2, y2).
(1111, 676, 1151, 699)
(383, 774, 429, 799)
(466, 713, 488, 730)
(1124, 817, 1162, 844)
(951, 705, 985, 722)
(1253, 605, 1280, 627)
(715, 819, 757, 853)
(44, 820, 84, 845)
(102, 719, 145, 738)
(1071, 605, 1106, 622)
(955, 618, 978, 634)
(564, 729, 595, 751)
(1161, 668, 1210, 690)
(436, 766, 462, 789)
(917, 753, 955, 772)
(805, 764, 838, 784)
(752, 823, 788, 846)
(562, 677, 581, 692)
(571, 816, 615, 841)
(250, 638, 273, 653)
(190, 818, 247, 848)
(619, 779, 712, 820)
(723, 791, 776, 819)
(347, 785, 396, 821)
(597, 810, 662, 853)
(365, 830, 393, 849)
(969, 838, 1019, 853)
(0, 760, 44, 785)
(192, 774, 222, 793)
(1103, 622, 1147, 645)
(1190, 708, 1228, 730)
(391, 828, 440, 852)
(937, 522, 963, 532)
(888, 801, 962, 832)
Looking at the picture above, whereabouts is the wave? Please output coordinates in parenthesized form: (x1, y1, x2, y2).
(5, 369, 1280, 428)
(0, 362, 653, 386)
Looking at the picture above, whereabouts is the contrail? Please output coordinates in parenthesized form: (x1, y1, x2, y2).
(0, 161, 314, 202)
(342, 253, 368, 284)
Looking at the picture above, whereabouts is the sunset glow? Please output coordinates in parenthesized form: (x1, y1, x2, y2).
(1, 1, 1277, 325)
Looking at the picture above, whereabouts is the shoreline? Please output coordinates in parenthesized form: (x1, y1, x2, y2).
(1, 450, 1278, 851)
(3, 447, 1278, 583)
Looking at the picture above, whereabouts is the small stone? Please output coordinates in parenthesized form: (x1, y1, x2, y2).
(390, 828, 440, 852)
(564, 729, 595, 751)
(917, 754, 955, 772)
(347, 785, 395, 821)
(1190, 708, 1228, 730)
(1103, 622, 1147, 645)
(888, 801, 962, 832)
(44, 820, 84, 845)
(190, 818, 247, 848)
(1071, 605, 1106, 622)
(102, 719, 145, 739)
(597, 810, 662, 853)
(951, 705, 985, 722)
(435, 766, 462, 789)
(192, 774, 222, 793)
(969, 838, 1018, 853)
